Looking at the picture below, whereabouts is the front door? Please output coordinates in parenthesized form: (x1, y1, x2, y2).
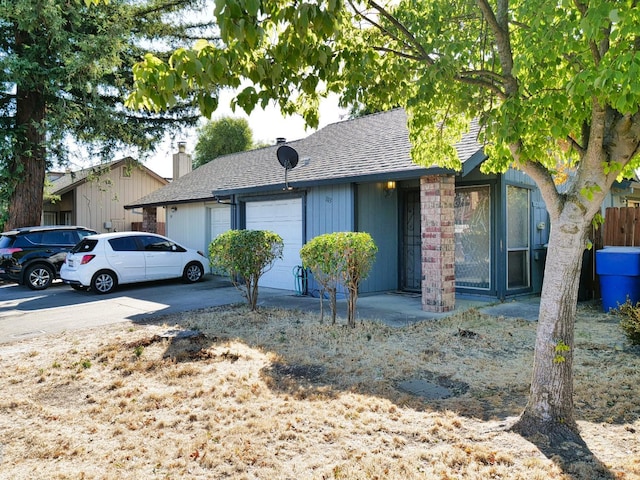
(401, 190, 421, 291)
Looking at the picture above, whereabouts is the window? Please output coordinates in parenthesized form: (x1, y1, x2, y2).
(40, 231, 73, 245)
(109, 236, 140, 251)
(140, 235, 185, 252)
(72, 239, 98, 253)
(15, 234, 41, 247)
(42, 211, 57, 225)
(507, 185, 530, 289)
(61, 211, 73, 225)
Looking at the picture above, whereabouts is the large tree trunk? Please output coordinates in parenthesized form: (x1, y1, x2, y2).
(510, 108, 640, 448)
(512, 197, 592, 441)
(5, 29, 47, 230)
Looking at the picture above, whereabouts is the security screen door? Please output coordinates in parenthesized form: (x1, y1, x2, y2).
(455, 185, 491, 290)
(402, 190, 422, 291)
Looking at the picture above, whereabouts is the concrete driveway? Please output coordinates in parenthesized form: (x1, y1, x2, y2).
(0, 275, 247, 345)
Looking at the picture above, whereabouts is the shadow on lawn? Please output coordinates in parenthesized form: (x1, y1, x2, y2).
(142, 304, 634, 480)
(515, 426, 617, 479)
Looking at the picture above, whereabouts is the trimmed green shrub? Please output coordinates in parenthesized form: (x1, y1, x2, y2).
(613, 299, 640, 345)
(299, 234, 342, 324)
(209, 229, 284, 311)
(300, 232, 377, 327)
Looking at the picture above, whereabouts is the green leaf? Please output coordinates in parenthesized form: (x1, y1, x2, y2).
(245, 0, 260, 16)
(609, 9, 620, 23)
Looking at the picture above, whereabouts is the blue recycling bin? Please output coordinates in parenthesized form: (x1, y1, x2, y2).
(596, 247, 640, 311)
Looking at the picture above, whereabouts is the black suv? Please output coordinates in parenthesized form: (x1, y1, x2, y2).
(0, 225, 97, 290)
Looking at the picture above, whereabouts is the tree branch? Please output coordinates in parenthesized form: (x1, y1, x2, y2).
(518, 156, 564, 220)
(368, 0, 432, 62)
(605, 111, 640, 174)
(573, 0, 605, 65)
(476, 0, 518, 96)
(347, 0, 420, 60)
(572, 103, 611, 197)
(373, 46, 428, 62)
(462, 68, 505, 85)
(134, 0, 201, 17)
(456, 72, 507, 99)
(567, 134, 586, 157)
(348, 0, 433, 65)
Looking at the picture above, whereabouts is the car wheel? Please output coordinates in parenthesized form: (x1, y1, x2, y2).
(91, 270, 117, 294)
(25, 264, 54, 290)
(183, 262, 204, 283)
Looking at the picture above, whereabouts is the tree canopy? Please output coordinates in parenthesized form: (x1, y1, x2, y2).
(193, 116, 253, 168)
(128, 0, 640, 453)
(0, 0, 216, 230)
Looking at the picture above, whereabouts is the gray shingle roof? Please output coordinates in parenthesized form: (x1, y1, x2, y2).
(126, 109, 484, 208)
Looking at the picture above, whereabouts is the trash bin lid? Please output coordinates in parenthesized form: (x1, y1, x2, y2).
(596, 247, 640, 275)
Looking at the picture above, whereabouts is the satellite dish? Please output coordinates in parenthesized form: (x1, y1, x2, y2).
(277, 145, 299, 170)
(276, 145, 299, 191)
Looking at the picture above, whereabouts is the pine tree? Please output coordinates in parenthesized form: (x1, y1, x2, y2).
(0, 0, 215, 229)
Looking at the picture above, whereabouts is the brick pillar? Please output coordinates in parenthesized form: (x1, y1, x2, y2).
(421, 175, 456, 312)
(142, 207, 158, 233)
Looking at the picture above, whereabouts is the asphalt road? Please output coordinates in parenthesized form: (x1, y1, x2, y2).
(0, 275, 245, 345)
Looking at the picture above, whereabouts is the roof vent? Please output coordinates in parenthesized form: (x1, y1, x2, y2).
(276, 137, 286, 144)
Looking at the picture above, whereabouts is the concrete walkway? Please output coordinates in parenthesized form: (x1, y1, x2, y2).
(253, 287, 541, 326)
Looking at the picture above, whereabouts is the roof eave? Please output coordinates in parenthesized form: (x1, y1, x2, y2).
(460, 149, 488, 177)
(210, 166, 458, 197)
(124, 195, 219, 209)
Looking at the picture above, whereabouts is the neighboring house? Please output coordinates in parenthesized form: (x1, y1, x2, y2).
(126, 109, 551, 312)
(604, 178, 640, 208)
(44, 157, 169, 234)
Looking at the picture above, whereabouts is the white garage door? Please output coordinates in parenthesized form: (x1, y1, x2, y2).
(245, 198, 303, 290)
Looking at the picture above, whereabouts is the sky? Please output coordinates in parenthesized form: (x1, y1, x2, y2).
(145, 92, 349, 178)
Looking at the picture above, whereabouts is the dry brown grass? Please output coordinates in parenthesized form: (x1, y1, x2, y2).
(0, 302, 638, 479)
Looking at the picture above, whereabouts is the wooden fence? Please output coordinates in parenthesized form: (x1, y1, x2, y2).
(580, 207, 640, 300)
(601, 207, 640, 247)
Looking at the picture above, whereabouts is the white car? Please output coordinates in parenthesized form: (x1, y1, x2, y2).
(61, 232, 207, 294)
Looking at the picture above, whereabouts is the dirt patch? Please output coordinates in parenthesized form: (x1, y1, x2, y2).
(0, 303, 638, 479)
(398, 372, 469, 400)
(268, 362, 327, 381)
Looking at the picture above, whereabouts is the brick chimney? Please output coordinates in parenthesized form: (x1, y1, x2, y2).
(173, 141, 192, 179)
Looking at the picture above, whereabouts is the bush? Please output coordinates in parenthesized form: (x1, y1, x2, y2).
(299, 234, 343, 324)
(300, 232, 377, 327)
(209, 230, 284, 310)
(613, 299, 640, 345)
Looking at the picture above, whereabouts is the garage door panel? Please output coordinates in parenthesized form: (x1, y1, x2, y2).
(246, 198, 302, 290)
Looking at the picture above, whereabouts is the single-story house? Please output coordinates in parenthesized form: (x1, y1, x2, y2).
(44, 157, 169, 234)
(126, 109, 550, 312)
